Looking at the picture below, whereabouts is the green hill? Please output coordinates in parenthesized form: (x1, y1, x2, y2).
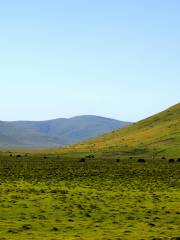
(54, 103, 180, 157)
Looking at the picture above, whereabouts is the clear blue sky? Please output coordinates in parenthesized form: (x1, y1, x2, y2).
(0, 0, 179, 122)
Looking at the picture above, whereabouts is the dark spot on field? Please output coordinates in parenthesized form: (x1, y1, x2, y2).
(85, 213, 91, 217)
(168, 158, 175, 163)
(38, 214, 47, 220)
(77, 204, 84, 210)
(51, 227, 59, 231)
(138, 158, 145, 163)
(68, 219, 74, 222)
(22, 224, 32, 230)
(8, 228, 18, 234)
(79, 158, 85, 162)
(86, 154, 95, 159)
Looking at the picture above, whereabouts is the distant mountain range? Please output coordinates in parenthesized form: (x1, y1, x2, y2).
(0, 116, 131, 149)
(57, 103, 180, 157)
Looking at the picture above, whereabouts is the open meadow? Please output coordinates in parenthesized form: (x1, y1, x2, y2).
(0, 153, 179, 240)
(0, 0, 180, 239)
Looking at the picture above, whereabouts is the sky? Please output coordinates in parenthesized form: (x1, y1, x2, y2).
(0, 0, 179, 122)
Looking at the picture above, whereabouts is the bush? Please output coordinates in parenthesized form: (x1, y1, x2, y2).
(86, 155, 95, 159)
(168, 159, 175, 163)
(138, 158, 145, 163)
(79, 158, 86, 162)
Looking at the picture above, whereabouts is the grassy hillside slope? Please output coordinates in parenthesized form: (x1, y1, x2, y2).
(53, 103, 180, 157)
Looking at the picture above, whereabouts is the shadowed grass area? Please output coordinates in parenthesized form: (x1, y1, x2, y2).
(0, 155, 179, 239)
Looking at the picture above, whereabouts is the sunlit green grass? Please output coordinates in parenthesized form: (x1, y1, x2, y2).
(0, 155, 179, 239)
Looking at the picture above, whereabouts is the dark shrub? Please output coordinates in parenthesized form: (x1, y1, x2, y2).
(176, 158, 180, 162)
(138, 158, 145, 163)
(169, 159, 175, 163)
(16, 155, 21, 158)
(51, 227, 59, 231)
(8, 228, 18, 233)
(161, 157, 166, 159)
(22, 224, 32, 230)
(86, 155, 95, 159)
(9, 154, 13, 157)
(116, 159, 120, 162)
(43, 156, 47, 159)
(148, 223, 156, 227)
(79, 158, 86, 162)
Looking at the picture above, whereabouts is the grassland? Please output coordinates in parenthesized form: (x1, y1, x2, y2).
(0, 154, 180, 240)
(51, 103, 180, 158)
(0, 104, 179, 239)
